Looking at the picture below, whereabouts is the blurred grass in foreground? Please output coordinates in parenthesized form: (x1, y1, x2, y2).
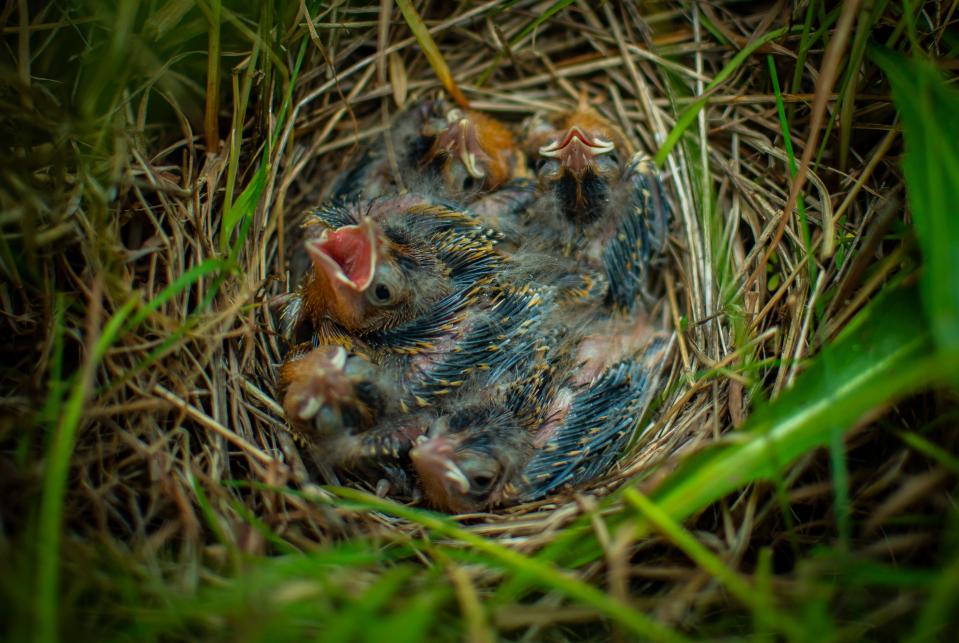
(2, 2, 959, 641)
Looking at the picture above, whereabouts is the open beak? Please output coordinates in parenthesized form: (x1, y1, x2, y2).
(455, 120, 487, 180)
(538, 126, 615, 177)
(428, 108, 488, 180)
(306, 217, 378, 293)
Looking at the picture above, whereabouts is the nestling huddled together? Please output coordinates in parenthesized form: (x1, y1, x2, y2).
(277, 96, 674, 513)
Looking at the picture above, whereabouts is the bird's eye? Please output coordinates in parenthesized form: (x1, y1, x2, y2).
(468, 471, 496, 493)
(538, 159, 561, 179)
(462, 176, 479, 192)
(371, 283, 392, 305)
(596, 152, 620, 175)
(365, 264, 404, 309)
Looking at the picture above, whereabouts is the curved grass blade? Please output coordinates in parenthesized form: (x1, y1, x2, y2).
(327, 487, 689, 643)
(654, 26, 791, 168)
(624, 488, 804, 641)
(872, 48, 959, 360)
(35, 294, 138, 643)
(125, 258, 229, 331)
(502, 283, 953, 602)
(647, 285, 951, 523)
(36, 252, 236, 641)
(220, 163, 266, 254)
(395, 0, 468, 108)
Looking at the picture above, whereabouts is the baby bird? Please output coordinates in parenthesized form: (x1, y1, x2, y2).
(410, 406, 532, 514)
(409, 316, 670, 513)
(279, 196, 498, 463)
(520, 338, 670, 500)
(524, 99, 630, 224)
(332, 99, 526, 203)
(298, 214, 452, 335)
(524, 99, 673, 310)
(410, 339, 561, 513)
(283, 195, 502, 341)
(280, 194, 557, 477)
(420, 100, 526, 194)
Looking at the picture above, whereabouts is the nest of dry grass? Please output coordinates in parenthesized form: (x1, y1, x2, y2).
(3, 1, 957, 638)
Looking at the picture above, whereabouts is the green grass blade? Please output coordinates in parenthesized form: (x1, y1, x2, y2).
(191, 474, 237, 559)
(222, 26, 260, 219)
(829, 423, 852, 548)
(35, 295, 138, 643)
(505, 0, 574, 47)
(125, 257, 229, 331)
(897, 431, 959, 475)
(767, 55, 813, 279)
(325, 566, 417, 643)
(624, 489, 804, 640)
(221, 35, 306, 254)
(654, 26, 791, 167)
(753, 547, 774, 641)
(227, 496, 300, 556)
(872, 48, 959, 360)
(395, 0, 468, 107)
(221, 163, 266, 253)
(838, 0, 887, 171)
(328, 487, 689, 643)
(371, 584, 446, 643)
(829, 557, 940, 589)
(36, 294, 69, 439)
(906, 547, 959, 642)
(353, 570, 448, 643)
(100, 269, 232, 398)
(789, 0, 817, 105)
(648, 285, 951, 522)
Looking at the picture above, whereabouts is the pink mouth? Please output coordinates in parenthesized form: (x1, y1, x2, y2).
(306, 220, 376, 291)
(538, 126, 615, 176)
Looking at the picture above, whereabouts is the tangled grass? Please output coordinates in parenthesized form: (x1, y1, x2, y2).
(2, 1, 959, 640)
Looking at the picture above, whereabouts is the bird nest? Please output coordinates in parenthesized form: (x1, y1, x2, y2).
(0, 1, 890, 541)
(253, 9, 709, 532)
(4, 1, 950, 636)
